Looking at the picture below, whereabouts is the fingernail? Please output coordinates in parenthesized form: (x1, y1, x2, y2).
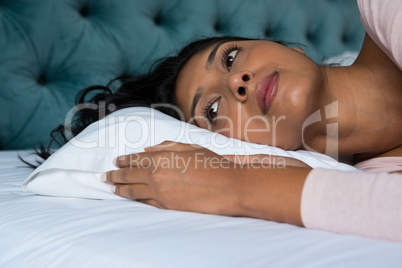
(100, 173, 107, 182)
(110, 184, 116, 193)
(112, 157, 117, 166)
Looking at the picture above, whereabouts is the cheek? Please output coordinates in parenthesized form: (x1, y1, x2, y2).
(215, 103, 266, 142)
(268, 77, 322, 149)
(272, 61, 323, 122)
(215, 104, 303, 149)
(217, 105, 273, 145)
(239, 116, 300, 149)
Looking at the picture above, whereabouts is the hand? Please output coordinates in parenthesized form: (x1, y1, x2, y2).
(103, 141, 244, 216)
(102, 140, 311, 222)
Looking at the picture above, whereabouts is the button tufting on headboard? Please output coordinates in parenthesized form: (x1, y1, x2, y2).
(306, 31, 316, 42)
(154, 13, 162, 26)
(79, 6, 90, 17)
(0, 0, 365, 150)
(264, 28, 273, 38)
(37, 74, 47, 86)
(213, 22, 220, 33)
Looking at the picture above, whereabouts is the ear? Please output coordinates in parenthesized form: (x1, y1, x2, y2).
(292, 47, 306, 55)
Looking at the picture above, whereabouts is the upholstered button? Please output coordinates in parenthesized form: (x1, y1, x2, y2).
(264, 28, 272, 37)
(342, 34, 349, 43)
(306, 31, 315, 41)
(214, 23, 220, 32)
(37, 74, 47, 85)
(80, 6, 89, 17)
(154, 13, 162, 25)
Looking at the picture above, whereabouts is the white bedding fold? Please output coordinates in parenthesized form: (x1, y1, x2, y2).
(1, 150, 402, 268)
(22, 107, 358, 200)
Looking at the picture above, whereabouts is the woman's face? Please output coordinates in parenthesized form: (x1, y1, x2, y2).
(175, 40, 324, 150)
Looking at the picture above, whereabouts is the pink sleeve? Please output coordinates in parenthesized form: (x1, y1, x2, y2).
(355, 157, 402, 173)
(357, 0, 402, 69)
(301, 168, 402, 242)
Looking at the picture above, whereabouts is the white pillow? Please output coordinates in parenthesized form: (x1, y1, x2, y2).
(324, 51, 359, 66)
(22, 107, 358, 200)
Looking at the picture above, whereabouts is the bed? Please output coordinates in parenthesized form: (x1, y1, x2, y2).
(2, 0, 402, 267)
(2, 150, 402, 267)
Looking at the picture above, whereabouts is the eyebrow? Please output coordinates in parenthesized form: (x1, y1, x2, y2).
(190, 87, 204, 127)
(191, 41, 228, 127)
(205, 41, 227, 71)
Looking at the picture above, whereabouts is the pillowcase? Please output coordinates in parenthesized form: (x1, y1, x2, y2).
(324, 51, 359, 66)
(22, 107, 358, 200)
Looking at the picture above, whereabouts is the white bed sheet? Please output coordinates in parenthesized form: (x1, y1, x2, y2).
(1, 150, 402, 267)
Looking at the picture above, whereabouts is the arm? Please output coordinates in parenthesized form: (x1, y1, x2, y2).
(104, 141, 402, 242)
(235, 166, 310, 227)
(103, 141, 311, 226)
(357, 0, 402, 70)
(302, 168, 402, 242)
(223, 153, 311, 225)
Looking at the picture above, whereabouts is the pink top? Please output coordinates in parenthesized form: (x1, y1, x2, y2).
(358, 0, 402, 70)
(301, 166, 402, 242)
(354, 157, 402, 173)
(301, 0, 402, 242)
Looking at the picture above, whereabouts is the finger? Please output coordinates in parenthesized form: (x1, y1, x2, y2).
(221, 154, 241, 163)
(137, 199, 163, 209)
(222, 154, 310, 168)
(144, 140, 177, 151)
(114, 152, 156, 168)
(144, 140, 203, 152)
(104, 168, 150, 184)
(113, 183, 154, 200)
(221, 154, 259, 164)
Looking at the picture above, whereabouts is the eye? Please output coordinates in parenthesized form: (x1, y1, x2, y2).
(225, 50, 238, 69)
(222, 44, 239, 71)
(203, 97, 221, 123)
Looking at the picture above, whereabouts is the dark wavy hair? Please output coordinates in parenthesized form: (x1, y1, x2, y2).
(20, 36, 296, 169)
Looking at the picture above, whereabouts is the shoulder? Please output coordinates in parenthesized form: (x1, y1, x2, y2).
(357, 0, 402, 23)
(354, 145, 402, 174)
(356, 0, 402, 69)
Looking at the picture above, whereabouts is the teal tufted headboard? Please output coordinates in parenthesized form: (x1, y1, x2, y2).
(0, 0, 365, 150)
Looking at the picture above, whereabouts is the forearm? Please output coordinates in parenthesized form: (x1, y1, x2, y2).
(301, 168, 402, 242)
(234, 167, 311, 226)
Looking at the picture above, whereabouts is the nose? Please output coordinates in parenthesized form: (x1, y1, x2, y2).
(227, 71, 253, 101)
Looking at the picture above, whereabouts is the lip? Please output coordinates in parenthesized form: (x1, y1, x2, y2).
(255, 71, 279, 115)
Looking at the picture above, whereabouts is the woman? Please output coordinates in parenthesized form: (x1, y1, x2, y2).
(26, 0, 402, 241)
